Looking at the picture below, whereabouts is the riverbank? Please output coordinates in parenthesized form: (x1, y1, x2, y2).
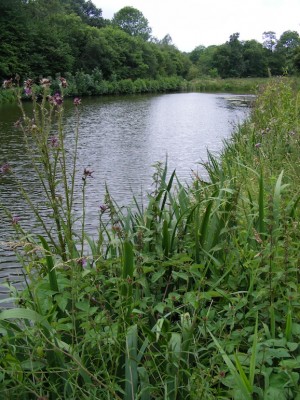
(0, 75, 187, 104)
(1, 77, 300, 398)
(2, 75, 299, 104)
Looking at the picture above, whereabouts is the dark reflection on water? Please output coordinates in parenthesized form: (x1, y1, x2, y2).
(0, 92, 251, 296)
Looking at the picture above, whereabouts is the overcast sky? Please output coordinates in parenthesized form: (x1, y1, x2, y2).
(93, 0, 300, 52)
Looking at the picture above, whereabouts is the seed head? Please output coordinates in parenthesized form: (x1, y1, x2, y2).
(59, 77, 68, 88)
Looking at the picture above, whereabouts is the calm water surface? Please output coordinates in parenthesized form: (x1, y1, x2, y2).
(0, 92, 251, 295)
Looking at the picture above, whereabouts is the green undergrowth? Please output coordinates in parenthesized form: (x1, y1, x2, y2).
(189, 76, 300, 94)
(1, 77, 300, 399)
(0, 73, 187, 104)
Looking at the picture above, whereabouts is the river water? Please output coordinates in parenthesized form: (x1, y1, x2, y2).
(0, 92, 252, 296)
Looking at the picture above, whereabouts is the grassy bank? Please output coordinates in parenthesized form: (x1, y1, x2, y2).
(0, 78, 300, 399)
(188, 75, 300, 93)
(2, 75, 299, 105)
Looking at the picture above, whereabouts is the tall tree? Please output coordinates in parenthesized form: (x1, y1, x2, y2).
(112, 6, 152, 41)
(262, 31, 277, 51)
(0, 0, 29, 79)
(276, 30, 300, 74)
(212, 33, 244, 78)
(65, 0, 107, 27)
(243, 40, 268, 77)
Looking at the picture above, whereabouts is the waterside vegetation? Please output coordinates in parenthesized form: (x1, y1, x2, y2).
(1, 0, 300, 105)
(1, 76, 300, 399)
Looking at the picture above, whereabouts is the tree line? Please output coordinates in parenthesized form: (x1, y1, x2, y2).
(1, 0, 300, 85)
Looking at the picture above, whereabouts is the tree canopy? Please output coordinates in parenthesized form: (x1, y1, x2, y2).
(0, 0, 299, 83)
(112, 6, 152, 41)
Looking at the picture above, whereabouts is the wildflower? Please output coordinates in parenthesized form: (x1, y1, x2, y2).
(78, 258, 87, 268)
(12, 216, 20, 225)
(2, 78, 13, 89)
(24, 78, 33, 88)
(255, 143, 261, 148)
(53, 92, 63, 106)
(99, 204, 108, 213)
(59, 77, 68, 88)
(50, 136, 59, 148)
(40, 78, 51, 88)
(24, 87, 32, 96)
(82, 168, 94, 180)
(48, 92, 63, 106)
(0, 163, 10, 174)
(73, 97, 81, 106)
(289, 131, 296, 136)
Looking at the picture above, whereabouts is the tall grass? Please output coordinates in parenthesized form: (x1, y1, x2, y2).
(1, 77, 300, 399)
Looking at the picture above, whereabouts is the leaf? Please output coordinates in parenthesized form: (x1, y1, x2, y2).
(258, 171, 265, 235)
(20, 360, 46, 370)
(264, 387, 286, 400)
(151, 269, 165, 283)
(208, 330, 252, 400)
(39, 235, 59, 293)
(172, 271, 189, 281)
(0, 308, 52, 331)
(125, 324, 138, 400)
(249, 314, 258, 388)
(138, 367, 151, 400)
(55, 294, 68, 312)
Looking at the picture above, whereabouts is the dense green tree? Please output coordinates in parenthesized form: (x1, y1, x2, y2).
(243, 40, 268, 77)
(189, 45, 206, 63)
(0, 0, 29, 79)
(0, 0, 299, 85)
(294, 47, 300, 73)
(64, 0, 108, 27)
(112, 6, 152, 41)
(211, 33, 245, 78)
(159, 34, 173, 46)
(276, 31, 300, 74)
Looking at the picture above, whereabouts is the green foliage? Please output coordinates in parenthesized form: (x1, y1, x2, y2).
(1, 77, 300, 398)
(0, 0, 190, 89)
(189, 31, 300, 80)
(112, 6, 152, 41)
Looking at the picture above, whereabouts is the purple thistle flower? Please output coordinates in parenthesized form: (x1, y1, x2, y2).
(73, 97, 81, 106)
(0, 163, 11, 174)
(48, 93, 63, 106)
(24, 87, 32, 96)
(78, 258, 87, 268)
(82, 168, 94, 180)
(255, 143, 261, 148)
(12, 216, 20, 225)
(50, 136, 59, 148)
(53, 92, 63, 106)
(99, 204, 108, 213)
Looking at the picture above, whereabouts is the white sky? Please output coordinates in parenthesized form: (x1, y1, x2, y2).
(93, 0, 300, 52)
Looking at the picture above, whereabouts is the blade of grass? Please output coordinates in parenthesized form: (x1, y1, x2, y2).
(125, 324, 138, 400)
(208, 329, 252, 400)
